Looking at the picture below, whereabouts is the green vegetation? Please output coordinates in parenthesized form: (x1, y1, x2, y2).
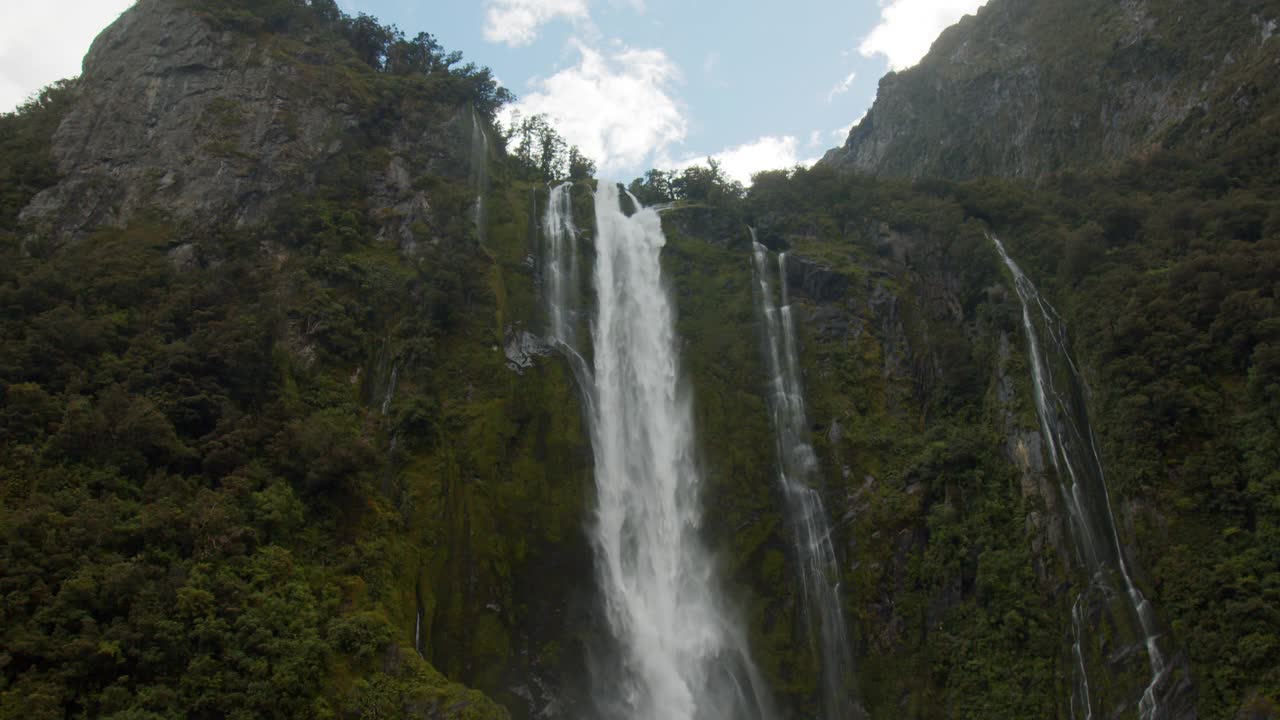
(629, 158, 746, 207)
(0, 1, 592, 719)
(186, 0, 511, 122)
(0, 206, 514, 717)
(501, 113, 596, 183)
(952, 145, 1280, 716)
(0, 81, 74, 233)
(650, 106, 1277, 715)
(1, 0, 1276, 718)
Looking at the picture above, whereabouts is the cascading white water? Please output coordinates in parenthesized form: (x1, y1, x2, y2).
(542, 182, 580, 347)
(381, 364, 398, 416)
(1070, 595, 1093, 720)
(590, 183, 770, 720)
(541, 181, 770, 720)
(990, 234, 1168, 719)
(470, 110, 489, 244)
(750, 236, 857, 720)
(540, 182, 598, 416)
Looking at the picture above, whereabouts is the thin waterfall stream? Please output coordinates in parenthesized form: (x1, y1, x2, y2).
(470, 109, 489, 244)
(750, 235, 858, 719)
(542, 182, 581, 349)
(991, 234, 1170, 719)
(541, 182, 771, 720)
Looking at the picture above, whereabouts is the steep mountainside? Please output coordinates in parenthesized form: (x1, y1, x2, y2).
(821, 0, 1280, 179)
(1, 0, 1277, 719)
(2, 1, 586, 717)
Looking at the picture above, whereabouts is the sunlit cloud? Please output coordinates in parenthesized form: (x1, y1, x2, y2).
(671, 135, 819, 186)
(483, 0, 590, 47)
(501, 40, 686, 173)
(858, 0, 989, 70)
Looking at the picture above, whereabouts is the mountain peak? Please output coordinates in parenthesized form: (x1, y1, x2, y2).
(821, 0, 1279, 180)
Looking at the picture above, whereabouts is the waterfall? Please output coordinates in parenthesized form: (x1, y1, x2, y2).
(381, 364, 398, 416)
(540, 181, 771, 720)
(470, 109, 490, 244)
(542, 182, 581, 348)
(414, 608, 423, 658)
(540, 182, 597, 412)
(1070, 595, 1093, 720)
(990, 235, 1169, 719)
(374, 344, 399, 495)
(751, 235, 858, 720)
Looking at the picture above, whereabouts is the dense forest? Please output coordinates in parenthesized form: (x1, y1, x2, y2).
(1, 0, 1276, 718)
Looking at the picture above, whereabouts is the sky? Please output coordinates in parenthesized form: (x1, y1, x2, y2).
(0, 0, 990, 184)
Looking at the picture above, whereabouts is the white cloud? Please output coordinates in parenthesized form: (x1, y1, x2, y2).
(858, 0, 989, 71)
(0, 0, 135, 113)
(826, 70, 857, 102)
(672, 135, 819, 186)
(483, 0, 590, 47)
(501, 41, 685, 174)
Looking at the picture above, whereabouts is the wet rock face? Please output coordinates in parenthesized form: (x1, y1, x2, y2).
(504, 329, 553, 375)
(784, 254, 849, 304)
(660, 205, 750, 249)
(995, 331, 1068, 568)
(22, 0, 354, 238)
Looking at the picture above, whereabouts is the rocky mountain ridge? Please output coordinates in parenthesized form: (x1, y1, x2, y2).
(20, 0, 481, 251)
(821, 0, 1280, 179)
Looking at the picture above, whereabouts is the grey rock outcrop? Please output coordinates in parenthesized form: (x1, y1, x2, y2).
(22, 0, 354, 237)
(20, 0, 477, 249)
(504, 328, 553, 375)
(784, 254, 849, 304)
(821, 0, 1279, 180)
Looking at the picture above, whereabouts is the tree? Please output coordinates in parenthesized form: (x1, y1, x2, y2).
(344, 13, 397, 70)
(568, 145, 596, 181)
(670, 158, 744, 204)
(629, 169, 672, 204)
(385, 32, 444, 75)
(504, 113, 571, 182)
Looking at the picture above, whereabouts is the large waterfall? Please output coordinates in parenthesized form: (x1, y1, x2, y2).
(991, 235, 1169, 719)
(542, 182, 771, 720)
(751, 236, 858, 720)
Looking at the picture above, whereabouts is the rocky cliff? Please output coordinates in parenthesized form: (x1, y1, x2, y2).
(2, 2, 586, 718)
(821, 0, 1280, 179)
(2, 0, 1277, 718)
(20, 0, 478, 249)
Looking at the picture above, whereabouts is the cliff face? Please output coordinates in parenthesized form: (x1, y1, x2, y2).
(4, 0, 1277, 718)
(20, 0, 467, 248)
(24, 0, 336, 234)
(821, 0, 1280, 179)
(655, 201, 1108, 718)
(3, 2, 587, 719)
